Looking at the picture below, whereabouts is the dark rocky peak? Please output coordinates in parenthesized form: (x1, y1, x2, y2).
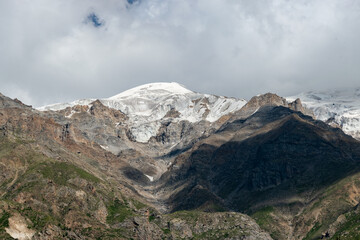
(242, 93, 295, 114)
(232, 93, 287, 119)
(288, 98, 303, 112)
(13, 98, 32, 108)
(89, 100, 128, 121)
(0, 93, 32, 110)
(53, 99, 128, 123)
(231, 93, 313, 120)
(164, 108, 181, 118)
(247, 93, 287, 108)
(288, 98, 314, 117)
(89, 99, 107, 115)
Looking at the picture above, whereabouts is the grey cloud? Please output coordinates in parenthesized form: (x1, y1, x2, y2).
(0, 0, 359, 106)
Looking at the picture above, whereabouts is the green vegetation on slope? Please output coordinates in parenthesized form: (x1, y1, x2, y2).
(39, 161, 100, 185)
(0, 211, 10, 229)
(303, 222, 323, 240)
(106, 198, 133, 224)
(132, 199, 147, 210)
(0, 211, 12, 240)
(20, 207, 56, 231)
(252, 206, 274, 227)
(251, 206, 283, 239)
(169, 210, 201, 224)
(331, 211, 360, 239)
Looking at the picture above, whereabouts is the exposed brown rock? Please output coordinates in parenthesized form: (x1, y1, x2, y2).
(164, 108, 181, 118)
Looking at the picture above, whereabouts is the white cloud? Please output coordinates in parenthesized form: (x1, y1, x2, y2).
(0, 0, 359, 106)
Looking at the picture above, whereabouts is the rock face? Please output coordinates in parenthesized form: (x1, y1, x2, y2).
(162, 211, 273, 240)
(5, 213, 36, 240)
(231, 93, 313, 120)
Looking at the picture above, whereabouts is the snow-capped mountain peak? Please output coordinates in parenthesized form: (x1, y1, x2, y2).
(38, 82, 247, 143)
(108, 82, 193, 100)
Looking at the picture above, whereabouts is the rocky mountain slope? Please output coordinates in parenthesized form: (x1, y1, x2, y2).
(2, 83, 360, 239)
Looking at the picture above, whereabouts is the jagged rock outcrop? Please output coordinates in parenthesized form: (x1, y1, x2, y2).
(230, 93, 314, 120)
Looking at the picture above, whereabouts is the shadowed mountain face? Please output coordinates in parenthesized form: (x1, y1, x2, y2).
(163, 106, 360, 238)
(210, 108, 360, 210)
(2, 87, 360, 239)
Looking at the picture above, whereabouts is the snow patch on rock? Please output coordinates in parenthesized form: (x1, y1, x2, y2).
(100, 145, 109, 150)
(145, 174, 154, 182)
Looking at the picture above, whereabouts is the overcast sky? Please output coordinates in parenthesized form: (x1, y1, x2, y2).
(1, 0, 360, 107)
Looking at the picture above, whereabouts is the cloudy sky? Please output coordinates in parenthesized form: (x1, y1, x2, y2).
(1, 0, 360, 107)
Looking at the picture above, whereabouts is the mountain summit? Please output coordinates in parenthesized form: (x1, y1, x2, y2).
(108, 82, 194, 99)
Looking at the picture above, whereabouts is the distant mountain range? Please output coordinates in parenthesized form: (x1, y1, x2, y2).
(1, 83, 360, 239)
